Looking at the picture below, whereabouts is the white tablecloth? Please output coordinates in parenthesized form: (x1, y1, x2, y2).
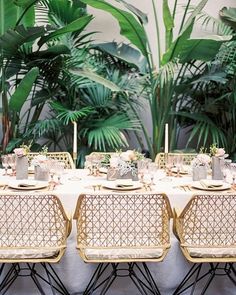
(0, 169, 234, 295)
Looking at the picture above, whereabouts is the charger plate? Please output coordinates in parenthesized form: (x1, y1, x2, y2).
(103, 181, 142, 191)
(191, 181, 231, 191)
(8, 180, 48, 191)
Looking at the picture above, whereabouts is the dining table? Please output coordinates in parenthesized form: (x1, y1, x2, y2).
(0, 167, 235, 295)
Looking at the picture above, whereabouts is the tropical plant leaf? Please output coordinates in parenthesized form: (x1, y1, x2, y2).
(37, 15, 93, 47)
(50, 101, 94, 125)
(94, 42, 148, 73)
(220, 7, 236, 31)
(81, 114, 139, 150)
(163, 0, 174, 50)
(70, 68, 122, 92)
(178, 35, 232, 63)
(0, 25, 45, 55)
(9, 67, 39, 112)
(114, 0, 148, 25)
(80, 0, 148, 57)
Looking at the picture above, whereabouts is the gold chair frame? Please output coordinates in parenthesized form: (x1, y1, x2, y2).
(155, 152, 197, 169)
(0, 192, 71, 294)
(28, 151, 75, 169)
(74, 192, 172, 295)
(173, 193, 236, 294)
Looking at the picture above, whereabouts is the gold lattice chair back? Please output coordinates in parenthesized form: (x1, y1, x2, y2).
(175, 194, 236, 263)
(29, 152, 75, 169)
(0, 193, 70, 263)
(74, 192, 172, 263)
(155, 152, 197, 169)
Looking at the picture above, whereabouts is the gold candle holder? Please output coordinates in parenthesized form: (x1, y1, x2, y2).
(73, 152, 77, 167)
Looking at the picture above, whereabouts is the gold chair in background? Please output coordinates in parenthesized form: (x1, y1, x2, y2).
(173, 193, 236, 295)
(74, 192, 172, 295)
(29, 151, 75, 169)
(155, 152, 197, 169)
(0, 193, 71, 295)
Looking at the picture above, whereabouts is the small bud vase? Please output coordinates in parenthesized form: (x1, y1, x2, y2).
(192, 165, 207, 181)
(34, 166, 49, 181)
(16, 156, 28, 180)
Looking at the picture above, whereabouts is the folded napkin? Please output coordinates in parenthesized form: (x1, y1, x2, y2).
(116, 184, 133, 188)
(18, 183, 36, 188)
(199, 180, 223, 188)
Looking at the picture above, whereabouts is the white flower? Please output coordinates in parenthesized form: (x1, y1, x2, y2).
(31, 155, 48, 167)
(14, 148, 27, 157)
(109, 155, 119, 168)
(192, 154, 211, 167)
(214, 148, 225, 157)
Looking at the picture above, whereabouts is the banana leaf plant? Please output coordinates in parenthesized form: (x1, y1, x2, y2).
(173, 6, 236, 159)
(80, 0, 232, 159)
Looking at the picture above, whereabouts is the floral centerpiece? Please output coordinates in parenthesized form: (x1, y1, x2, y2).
(31, 146, 49, 181)
(191, 153, 211, 181)
(210, 144, 228, 180)
(108, 150, 144, 180)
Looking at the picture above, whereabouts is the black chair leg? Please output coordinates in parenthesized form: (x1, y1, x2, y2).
(83, 262, 161, 295)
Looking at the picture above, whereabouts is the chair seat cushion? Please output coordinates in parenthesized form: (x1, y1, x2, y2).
(84, 247, 163, 260)
(0, 248, 59, 259)
(187, 247, 236, 258)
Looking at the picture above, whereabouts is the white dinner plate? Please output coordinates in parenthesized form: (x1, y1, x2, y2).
(102, 180, 142, 191)
(191, 181, 231, 191)
(171, 168, 189, 175)
(8, 180, 48, 191)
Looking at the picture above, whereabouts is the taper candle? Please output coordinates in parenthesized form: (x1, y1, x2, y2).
(164, 123, 168, 154)
(73, 121, 77, 156)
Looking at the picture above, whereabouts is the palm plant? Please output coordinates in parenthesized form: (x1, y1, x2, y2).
(80, 0, 232, 159)
(1, 0, 140, 162)
(174, 6, 236, 159)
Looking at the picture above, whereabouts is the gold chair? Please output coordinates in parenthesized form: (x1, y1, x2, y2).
(155, 152, 197, 169)
(173, 193, 236, 295)
(29, 151, 75, 169)
(74, 192, 172, 295)
(0, 193, 71, 294)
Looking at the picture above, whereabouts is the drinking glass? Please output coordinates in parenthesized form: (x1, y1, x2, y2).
(165, 155, 175, 176)
(56, 161, 65, 184)
(148, 162, 158, 185)
(137, 159, 148, 183)
(48, 159, 57, 185)
(8, 154, 16, 176)
(222, 159, 232, 182)
(230, 163, 236, 186)
(174, 155, 183, 177)
(1, 155, 9, 175)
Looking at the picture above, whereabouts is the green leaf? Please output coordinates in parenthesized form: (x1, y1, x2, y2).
(70, 68, 122, 92)
(94, 42, 148, 73)
(220, 7, 236, 31)
(51, 101, 93, 125)
(0, 0, 18, 35)
(37, 15, 93, 47)
(80, 0, 148, 57)
(114, 0, 148, 25)
(178, 35, 232, 63)
(9, 67, 39, 112)
(163, 0, 174, 49)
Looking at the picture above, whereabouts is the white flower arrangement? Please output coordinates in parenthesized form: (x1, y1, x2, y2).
(109, 150, 144, 176)
(192, 153, 211, 167)
(31, 155, 49, 170)
(210, 144, 228, 158)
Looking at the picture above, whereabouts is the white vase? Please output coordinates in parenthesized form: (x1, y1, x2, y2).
(34, 166, 49, 181)
(212, 156, 224, 180)
(192, 166, 207, 181)
(16, 156, 28, 180)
